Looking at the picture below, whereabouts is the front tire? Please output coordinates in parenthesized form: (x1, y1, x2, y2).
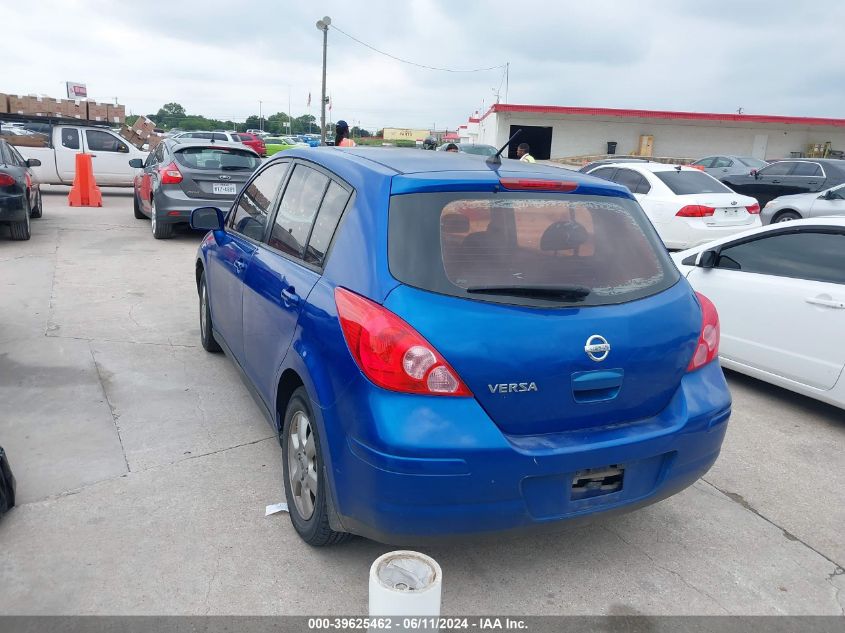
(772, 210, 801, 223)
(198, 271, 222, 353)
(281, 387, 350, 546)
(10, 199, 32, 241)
(150, 197, 173, 239)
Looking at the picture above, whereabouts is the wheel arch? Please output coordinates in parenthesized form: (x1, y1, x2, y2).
(771, 208, 802, 222)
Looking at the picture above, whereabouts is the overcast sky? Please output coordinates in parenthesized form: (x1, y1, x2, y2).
(5, 0, 844, 130)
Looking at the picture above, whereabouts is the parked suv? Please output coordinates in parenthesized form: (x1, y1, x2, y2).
(191, 148, 731, 545)
(129, 138, 261, 239)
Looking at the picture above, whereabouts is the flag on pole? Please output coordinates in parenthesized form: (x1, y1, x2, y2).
(307, 92, 311, 107)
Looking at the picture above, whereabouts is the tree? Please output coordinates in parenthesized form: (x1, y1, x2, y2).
(351, 126, 371, 138)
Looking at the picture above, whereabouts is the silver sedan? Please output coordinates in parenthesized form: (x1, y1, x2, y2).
(761, 182, 845, 224)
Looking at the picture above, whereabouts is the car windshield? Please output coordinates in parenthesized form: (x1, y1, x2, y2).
(737, 157, 768, 168)
(174, 147, 260, 171)
(654, 170, 733, 195)
(389, 192, 678, 307)
(460, 144, 497, 156)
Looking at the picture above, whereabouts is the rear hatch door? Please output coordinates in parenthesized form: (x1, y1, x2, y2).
(174, 146, 260, 200)
(385, 189, 700, 435)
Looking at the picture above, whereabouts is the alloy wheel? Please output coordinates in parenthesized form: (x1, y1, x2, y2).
(287, 411, 318, 520)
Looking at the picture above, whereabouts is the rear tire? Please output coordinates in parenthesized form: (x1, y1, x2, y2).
(150, 197, 173, 239)
(10, 200, 31, 241)
(199, 271, 222, 353)
(29, 189, 42, 219)
(773, 210, 801, 223)
(133, 192, 145, 219)
(281, 387, 351, 546)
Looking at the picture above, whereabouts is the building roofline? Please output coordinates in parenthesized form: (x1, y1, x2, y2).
(479, 103, 845, 128)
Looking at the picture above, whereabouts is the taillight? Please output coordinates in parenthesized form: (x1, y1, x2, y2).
(335, 287, 472, 396)
(676, 205, 716, 218)
(687, 292, 720, 372)
(746, 203, 760, 214)
(499, 178, 578, 192)
(0, 174, 15, 186)
(159, 161, 183, 184)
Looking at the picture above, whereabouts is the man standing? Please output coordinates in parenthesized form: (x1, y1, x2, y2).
(517, 142, 535, 163)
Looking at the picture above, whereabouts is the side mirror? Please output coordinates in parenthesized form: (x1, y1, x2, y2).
(128, 158, 144, 168)
(750, 169, 758, 179)
(25, 158, 41, 167)
(698, 249, 719, 269)
(191, 206, 224, 231)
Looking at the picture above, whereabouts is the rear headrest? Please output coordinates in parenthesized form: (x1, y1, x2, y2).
(441, 213, 470, 234)
(540, 221, 589, 251)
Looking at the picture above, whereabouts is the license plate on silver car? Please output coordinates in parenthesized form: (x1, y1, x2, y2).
(213, 183, 237, 195)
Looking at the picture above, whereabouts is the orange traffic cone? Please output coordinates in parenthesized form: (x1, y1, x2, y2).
(68, 153, 103, 207)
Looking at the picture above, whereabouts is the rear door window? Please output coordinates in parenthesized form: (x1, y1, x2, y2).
(304, 181, 351, 265)
(268, 164, 329, 258)
(713, 157, 732, 168)
(791, 162, 822, 177)
(654, 170, 733, 194)
(61, 128, 80, 150)
(588, 167, 616, 181)
(613, 168, 650, 194)
(389, 193, 679, 308)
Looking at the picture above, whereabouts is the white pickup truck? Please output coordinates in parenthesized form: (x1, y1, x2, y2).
(1, 120, 146, 186)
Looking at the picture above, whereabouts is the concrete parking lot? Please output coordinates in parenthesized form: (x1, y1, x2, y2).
(0, 188, 843, 615)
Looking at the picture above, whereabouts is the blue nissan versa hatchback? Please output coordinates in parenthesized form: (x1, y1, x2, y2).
(190, 147, 731, 546)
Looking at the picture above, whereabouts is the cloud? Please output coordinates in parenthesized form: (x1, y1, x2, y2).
(3, 0, 844, 130)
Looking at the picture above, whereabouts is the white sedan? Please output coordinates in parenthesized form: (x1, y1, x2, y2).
(586, 162, 762, 249)
(672, 218, 845, 409)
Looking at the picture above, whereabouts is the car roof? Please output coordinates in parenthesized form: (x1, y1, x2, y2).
(274, 147, 633, 198)
(593, 162, 698, 173)
(167, 138, 257, 153)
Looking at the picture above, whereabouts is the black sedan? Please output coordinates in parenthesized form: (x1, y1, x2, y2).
(0, 139, 42, 241)
(722, 158, 845, 208)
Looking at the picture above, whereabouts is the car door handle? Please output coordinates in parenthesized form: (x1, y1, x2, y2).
(805, 296, 845, 309)
(233, 258, 246, 273)
(771, 179, 781, 183)
(281, 286, 300, 308)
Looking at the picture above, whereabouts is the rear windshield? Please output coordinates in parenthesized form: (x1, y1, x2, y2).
(174, 147, 260, 171)
(460, 145, 497, 156)
(655, 170, 733, 195)
(388, 193, 679, 308)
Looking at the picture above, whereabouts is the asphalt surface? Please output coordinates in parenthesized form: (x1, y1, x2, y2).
(0, 188, 843, 615)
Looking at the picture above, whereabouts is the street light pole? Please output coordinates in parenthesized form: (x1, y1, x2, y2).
(316, 16, 331, 144)
(259, 100, 263, 132)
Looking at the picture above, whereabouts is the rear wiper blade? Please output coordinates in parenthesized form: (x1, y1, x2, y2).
(465, 285, 591, 299)
(220, 165, 251, 170)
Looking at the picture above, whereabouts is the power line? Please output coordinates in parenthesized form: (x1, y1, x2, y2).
(330, 24, 506, 73)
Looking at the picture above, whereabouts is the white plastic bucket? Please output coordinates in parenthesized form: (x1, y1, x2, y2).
(368, 550, 442, 616)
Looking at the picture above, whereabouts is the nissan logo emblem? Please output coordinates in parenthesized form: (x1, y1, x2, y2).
(584, 335, 611, 362)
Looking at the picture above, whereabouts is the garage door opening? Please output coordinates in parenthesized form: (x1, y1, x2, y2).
(507, 125, 552, 160)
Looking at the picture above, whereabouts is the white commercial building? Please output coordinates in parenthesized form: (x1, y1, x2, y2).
(473, 104, 845, 161)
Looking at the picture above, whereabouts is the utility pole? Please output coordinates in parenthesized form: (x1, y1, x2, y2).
(316, 16, 331, 144)
(259, 100, 263, 132)
(288, 86, 293, 136)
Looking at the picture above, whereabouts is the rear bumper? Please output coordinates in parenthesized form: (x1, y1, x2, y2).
(662, 217, 762, 250)
(322, 361, 731, 544)
(0, 193, 27, 222)
(153, 188, 234, 224)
